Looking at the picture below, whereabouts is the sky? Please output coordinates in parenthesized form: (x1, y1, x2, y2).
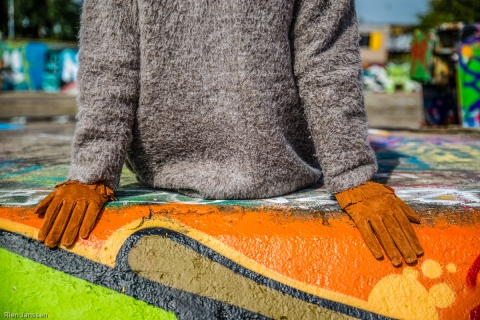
(356, 0, 430, 25)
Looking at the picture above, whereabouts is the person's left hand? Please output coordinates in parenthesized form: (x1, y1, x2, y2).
(335, 181, 424, 267)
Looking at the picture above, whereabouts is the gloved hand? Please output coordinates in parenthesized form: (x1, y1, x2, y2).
(335, 181, 423, 266)
(34, 180, 116, 248)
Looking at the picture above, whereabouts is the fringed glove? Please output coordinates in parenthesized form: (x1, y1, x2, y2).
(34, 180, 116, 248)
(335, 181, 423, 266)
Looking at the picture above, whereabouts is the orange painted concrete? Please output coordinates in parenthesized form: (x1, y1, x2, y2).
(1, 204, 479, 319)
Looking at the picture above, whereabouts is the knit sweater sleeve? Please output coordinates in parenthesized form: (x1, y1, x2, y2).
(68, 0, 140, 189)
(291, 0, 378, 194)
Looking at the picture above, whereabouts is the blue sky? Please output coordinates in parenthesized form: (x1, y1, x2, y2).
(356, 0, 430, 25)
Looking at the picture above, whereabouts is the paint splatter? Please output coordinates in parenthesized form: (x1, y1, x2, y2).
(367, 265, 455, 320)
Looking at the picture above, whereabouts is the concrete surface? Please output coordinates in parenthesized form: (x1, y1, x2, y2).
(0, 122, 479, 320)
(0, 92, 77, 121)
(365, 92, 424, 129)
(0, 91, 425, 129)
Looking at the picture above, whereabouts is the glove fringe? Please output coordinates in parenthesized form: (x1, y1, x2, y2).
(335, 181, 394, 209)
(56, 180, 116, 201)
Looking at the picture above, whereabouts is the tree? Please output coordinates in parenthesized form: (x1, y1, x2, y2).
(0, 0, 82, 41)
(418, 0, 480, 28)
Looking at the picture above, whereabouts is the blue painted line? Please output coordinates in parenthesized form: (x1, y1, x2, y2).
(0, 160, 17, 171)
(0, 165, 44, 179)
(0, 122, 24, 130)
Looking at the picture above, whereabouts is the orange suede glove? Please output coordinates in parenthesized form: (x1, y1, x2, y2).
(34, 180, 116, 248)
(335, 181, 423, 266)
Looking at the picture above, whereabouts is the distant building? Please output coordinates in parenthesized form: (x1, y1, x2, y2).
(359, 24, 390, 65)
(359, 24, 419, 65)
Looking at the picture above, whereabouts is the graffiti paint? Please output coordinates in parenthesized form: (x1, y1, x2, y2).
(367, 265, 455, 319)
(0, 41, 78, 93)
(0, 41, 47, 91)
(1, 203, 479, 320)
(363, 64, 421, 94)
(458, 25, 480, 128)
(468, 255, 480, 320)
(414, 25, 464, 126)
(467, 254, 480, 288)
(386, 62, 418, 93)
(0, 247, 176, 319)
(472, 305, 480, 320)
(1, 123, 480, 319)
(410, 30, 434, 83)
(422, 84, 459, 126)
(0, 123, 23, 131)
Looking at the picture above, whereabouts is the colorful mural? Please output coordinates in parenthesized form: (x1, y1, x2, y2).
(0, 41, 78, 93)
(412, 25, 463, 126)
(458, 24, 480, 128)
(0, 123, 480, 319)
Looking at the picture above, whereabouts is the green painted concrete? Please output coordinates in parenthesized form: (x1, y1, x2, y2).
(0, 248, 176, 320)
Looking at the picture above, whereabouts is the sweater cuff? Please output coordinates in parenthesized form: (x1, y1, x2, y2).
(68, 164, 120, 191)
(325, 163, 378, 194)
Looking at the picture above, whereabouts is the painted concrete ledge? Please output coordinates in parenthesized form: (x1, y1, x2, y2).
(0, 124, 480, 320)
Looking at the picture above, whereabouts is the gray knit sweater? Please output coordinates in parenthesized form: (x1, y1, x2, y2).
(68, 0, 378, 199)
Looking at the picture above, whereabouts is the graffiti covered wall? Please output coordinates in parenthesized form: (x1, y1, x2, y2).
(0, 41, 78, 93)
(0, 124, 480, 319)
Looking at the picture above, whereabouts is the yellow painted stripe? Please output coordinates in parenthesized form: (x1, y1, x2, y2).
(100, 217, 372, 311)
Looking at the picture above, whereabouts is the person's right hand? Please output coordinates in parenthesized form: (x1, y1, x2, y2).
(34, 180, 115, 248)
